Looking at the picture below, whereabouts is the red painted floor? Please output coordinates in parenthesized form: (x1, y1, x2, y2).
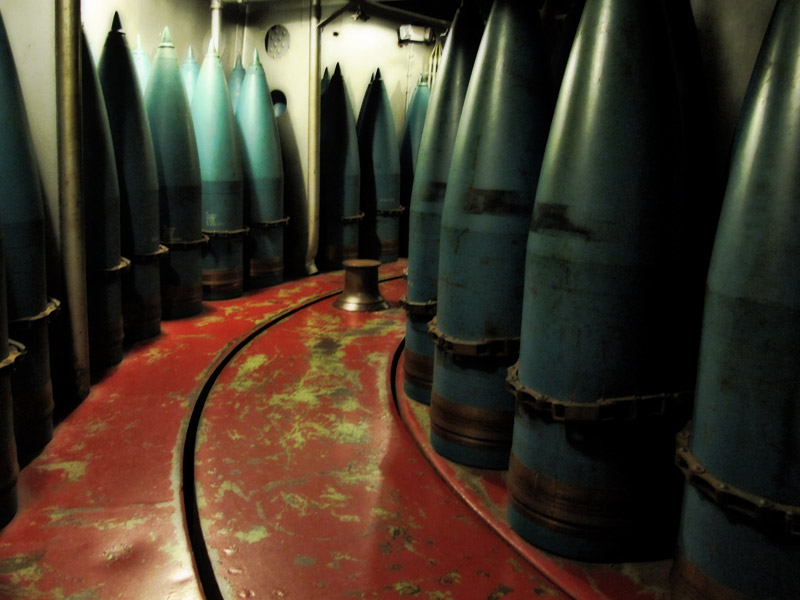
(0, 260, 673, 599)
(195, 277, 570, 599)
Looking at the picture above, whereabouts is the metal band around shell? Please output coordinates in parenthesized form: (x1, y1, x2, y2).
(162, 234, 210, 249)
(202, 227, 250, 239)
(90, 256, 132, 280)
(339, 212, 365, 224)
(131, 244, 169, 264)
(249, 216, 291, 230)
(376, 206, 405, 217)
(507, 363, 692, 422)
(0, 339, 26, 373)
(427, 316, 520, 358)
(399, 296, 437, 319)
(676, 426, 799, 537)
(10, 297, 62, 328)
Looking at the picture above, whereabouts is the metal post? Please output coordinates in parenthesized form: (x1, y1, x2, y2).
(56, 0, 90, 400)
(306, 0, 321, 274)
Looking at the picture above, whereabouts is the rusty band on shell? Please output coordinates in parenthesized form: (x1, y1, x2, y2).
(0, 340, 26, 373)
(10, 297, 62, 328)
(131, 244, 169, 264)
(430, 392, 514, 449)
(508, 453, 644, 536)
(162, 234, 210, 249)
(398, 296, 437, 319)
(675, 426, 799, 537)
(427, 316, 520, 358)
(202, 227, 250, 239)
(376, 206, 405, 217)
(403, 348, 433, 388)
(507, 363, 692, 422)
(340, 212, 365, 224)
(249, 216, 291, 230)
(89, 256, 132, 280)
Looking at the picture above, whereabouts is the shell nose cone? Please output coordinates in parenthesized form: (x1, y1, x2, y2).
(160, 27, 173, 47)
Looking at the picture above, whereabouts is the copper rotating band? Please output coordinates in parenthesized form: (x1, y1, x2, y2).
(430, 392, 513, 450)
(671, 554, 750, 600)
(427, 316, 520, 358)
(249, 257, 283, 279)
(163, 283, 203, 306)
(508, 453, 643, 537)
(203, 267, 244, 288)
(402, 348, 433, 388)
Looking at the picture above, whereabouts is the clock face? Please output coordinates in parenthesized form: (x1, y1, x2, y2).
(265, 25, 290, 59)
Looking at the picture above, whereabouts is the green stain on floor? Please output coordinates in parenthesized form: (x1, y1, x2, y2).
(215, 481, 252, 503)
(331, 420, 370, 444)
(294, 555, 317, 567)
(234, 526, 270, 543)
(230, 354, 272, 393)
(37, 461, 88, 482)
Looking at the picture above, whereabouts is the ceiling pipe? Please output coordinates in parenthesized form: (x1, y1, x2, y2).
(211, 0, 223, 52)
(355, 1, 451, 29)
(319, 0, 451, 30)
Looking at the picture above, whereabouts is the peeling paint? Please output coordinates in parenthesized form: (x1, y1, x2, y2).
(195, 316, 226, 327)
(215, 481, 252, 502)
(392, 580, 422, 596)
(37, 461, 88, 482)
(234, 526, 269, 543)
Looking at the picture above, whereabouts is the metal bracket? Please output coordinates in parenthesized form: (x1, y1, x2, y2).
(427, 316, 520, 358)
(131, 244, 169, 264)
(507, 363, 692, 422)
(163, 234, 210, 249)
(399, 296, 436, 320)
(249, 216, 291, 230)
(340, 212, 365, 225)
(90, 256, 132, 280)
(0, 339, 26, 373)
(10, 297, 62, 328)
(376, 206, 405, 217)
(676, 426, 799, 537)
(203, 227, 250, 239)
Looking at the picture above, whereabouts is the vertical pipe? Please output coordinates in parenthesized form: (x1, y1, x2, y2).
(211, 0, 222, 53)
(56, 0, 90, 399)
(307, 0, 321, 274)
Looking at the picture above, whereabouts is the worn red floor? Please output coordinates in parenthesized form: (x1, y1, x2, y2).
(0, 260, 673, 599)
(0, 264, 405, 599)
(195, 277, 570, 599)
